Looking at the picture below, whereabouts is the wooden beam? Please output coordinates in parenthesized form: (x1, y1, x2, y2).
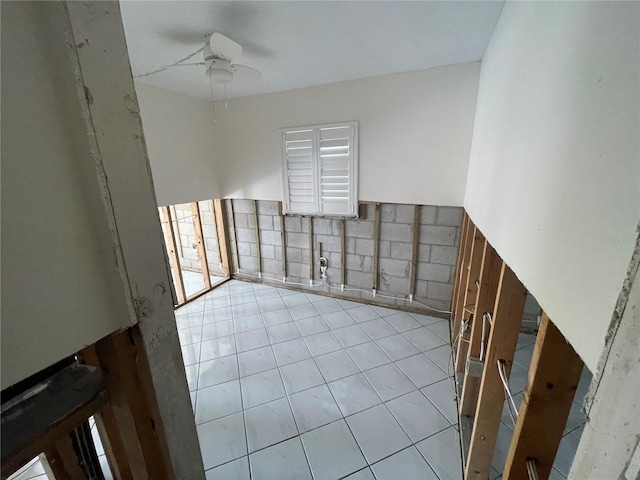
(339, 219, 346, 286)
(460, 241, 503, 417)
(453, 215, 474, 341)
(42, 432, 87, 480)
(253, 200, 262, 274)
(465, 262, 527, 480)
(213, 199, 232, 277)
(279, 203, 287, 280)
(409, 205, 420, 298)
(191, 202, 211, 290)
(160, 207, 186, 305)
(228, 199, 239, 273)
(372, 203, 381, 290)
(455, 226, 485, 372)
(503, 313, 583, 480)
(451, 212, 469, 323)
(308, 217, 314, 280)
(317, 241, 322, 280)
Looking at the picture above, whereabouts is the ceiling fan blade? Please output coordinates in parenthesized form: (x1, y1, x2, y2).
(161, 62, 205, 68)
(231, 64, 262, 84)
(209, 32, 242, 62)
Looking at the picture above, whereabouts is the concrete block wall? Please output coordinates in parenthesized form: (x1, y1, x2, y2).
(197, 200, 225, 277)
(229, 199, 463, 313)
(173, 203, 199, 271)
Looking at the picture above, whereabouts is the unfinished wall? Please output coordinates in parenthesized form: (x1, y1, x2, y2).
(211, 63, 480, 206)
(135, 83, 220, 207)
(464, 1, 639, 371)
(227, 200, 463, 313)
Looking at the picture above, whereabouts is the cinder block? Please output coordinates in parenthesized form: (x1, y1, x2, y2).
(205, 238, 218, 251)
(419, 226, 456, 246)
(390, 242, 413, 260)
(347, 238, 356, 254)
(415, 280, 428, 298)
(202, 224, 217, 239)
(329, 252, 341, 270)
(275, 248, 282, 261)
(261, 230, 281, 246)
(395, 205, 415, 224)
(233, 199, 254, 214)
(284, 216, 302, 232)
(428, 281, 453, 302)
(301, 218, 310, 234)
(345, 220, 374, 239)
(287, 262, 304, 279)
(331, 219, 343, 236)
(287, 232, 308, 249)
(261, 244, 276, 259)
(380, 204, 396, 223)
(286, 247, 302, 264)
(430, 246, 458, 265)
(273, 216, 282, 231)
(316, 235, 341, 253)
(417, 263, 451, 282)
(346, 270, 373, 289)
(436, 206, 463, 227)
(347, 254, 364, 271)
(379, 258, 410, 278)
(262, 258, 280, 274)
(258, 215, 273, 231)
(258, 201, 280, 216)
(524, 293, 541, 315)
(379, 240, 390, 258)
(233, 212, 248, 229)
(313, 218, 333, 235)
(386, 276, 411, 295)
(417, 244, 431, 263)
(420, 206, 438, 225)
(380, 223, 412, 242)
(198, 201, 211, 212)
(235, 227, 256, 243)
(355, 238, 374, 256)
(239, 256, 257, 272)
(236, 241, 253, 257)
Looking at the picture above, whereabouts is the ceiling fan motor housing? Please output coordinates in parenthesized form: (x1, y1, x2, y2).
(206, 58, 233, 84)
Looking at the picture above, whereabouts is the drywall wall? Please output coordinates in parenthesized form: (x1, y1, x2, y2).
(210, 63, 480, 206)
(464, 1, 639, 371)
(1, 2, 132, 389)
(135, 83, 220, 206)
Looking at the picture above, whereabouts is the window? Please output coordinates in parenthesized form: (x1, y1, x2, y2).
(281, 121, 358, 216)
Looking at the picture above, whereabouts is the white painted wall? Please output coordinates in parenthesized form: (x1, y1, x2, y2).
(210, 63, 480, 206)
(1, 2, 131, 389)
(135, 82, 220, 206)
(465, 1, 639, 371)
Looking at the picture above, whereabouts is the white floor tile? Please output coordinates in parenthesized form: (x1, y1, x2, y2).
(416, 426, 462, 480)
(197, 412, 247, 470)
(421, 379, 458, 424)
(491, 422, 513, 472)
(322, 310, 357, 329)
(250, 437, 312, 480)
(553, 433, 580, 476)
(176, 312, 204, 329)
(272, 338, 312, 366)
(359, 318, 396, 340)
(198, 356, 239, 389)
(262, 308, 294, 326)
(371, 305, 401, 318)
(408, 312, 443, 326)
(245, 397, 298, 453)
(347, 342, 392, 371)
(386, 391, 450, 442)
(181, 343, 201, 366)
(424, 344, 453, 373)
(282, 293, 310, 307)
(315, 350, 360, 382)
(205, 457, 250, 480)
(289, 385, 342, 433)
(364, 364, 416, 401)
(302, 419, 367, 480)
(328, 373, 382, 416)
(513, 343, 535, 369)
(312, 298, 343, 315)
(333, 325, 371, 348)
(237, 345, 277, 377)
(185, 364, 199, 391)
(232, 302, 260, 319)
(426, 321, 451, 342)
(347, 305, 381, 323)
(303, 331, 342, 356)
(196, 380, 243, 424)
(241, 368, 286, 409)
(230, 291, 256, 306)
(288, 303, 319, 320)
(371, 446, 438, 480)
(280, 359, 325, 394)
(179, 325, 203, 346)
(200, 336, 236, 362)
(258, 296, 286, 313)
(337, 298, 363, 310)
(385, 312, 422, 333)
(346, 404, 411, 464)
(396, 353, 447, 389)
(376, 334, 420, 361)
(403, 327, 447, 352)
(233, 313, 264, 333)
(343, 468, 376, 480)
(236, 328, 270, 353)
(267, 322, 302, 344)
(295, 316, 330, 336)
(202, 320, 234, 341)
(204, 307, 233, 324)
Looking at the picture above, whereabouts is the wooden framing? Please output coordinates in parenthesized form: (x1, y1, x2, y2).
(228, 199, 239, 273)
(279, 202, 287, 279)
(453, 216, 474, 341)
(409, 205, 420, 298)
(502, 313, 583, 480)
(339, 219, 346, 285)
(465, 262, 527, 480)
(459, 240, 503, 416)
(253, 200, 262, 274)
(455, 226, 486, 372)
(308, 217, 314, 280)
(190, 202, 212, 290)
(451, 212, 469, 323)
(160, 206, 186, 304)
(372, 203, 381, 290)
(42, 431, 88, 480)
(213, 199, 232, 276)
(317, 242, 322, 280)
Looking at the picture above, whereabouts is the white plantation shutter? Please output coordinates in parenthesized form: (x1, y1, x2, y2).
(282, 122, 358, 216)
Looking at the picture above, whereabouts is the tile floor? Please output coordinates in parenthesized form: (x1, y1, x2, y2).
(182, 270, 227, 298)
(180, 280, 462, 479)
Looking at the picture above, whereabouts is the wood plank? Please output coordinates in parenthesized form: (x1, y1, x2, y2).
(279, 203, 287, 280)
(228, 199, 239, 273)
(502, 313, 583, 480)
(358, 203, 368, 219)
(339, 219, 346, 285)
(460, 241, 503, 417)
(308, 217, 314, 280)
(409, 205, 420, 298)
(42, 433, 86, 480)
(253, 200, 262, 274)
(160, 207, 186, 304)
(372, 203, 381, 290)
(455, 226, 485, 372)
(465, 262, 527, 480)
(452, 216, 474, 342)
(191, 202, 211, 290)
(317, 241, 322, 280)
(451, 212, 469, 323)
(213, 199, 232, 276)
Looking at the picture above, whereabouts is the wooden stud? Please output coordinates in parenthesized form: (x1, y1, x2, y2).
(452, 217, 475, 343)
(253, 200, 262, 274)
(308, 217, 314, 280)
(502, 313, 583, 480)
(358, 203, 368, 219)
(339, 219, 346, 285)
(459, 241, 503, 417)
(279, 202, 287, 279)
(213, 199, 232, 277)
(372, 203, 381, 290)
(317, 241, 322, 280)
(451, 212, 469, 324)
(465, 262, 527, 480)
(228, 199, 239, 273)
(42, 432, 87, 480)
(190, 202, 211, 290)
(455, 226, 485, 372)
(160, 206, 186, 304)
(409, 205, 421, 297)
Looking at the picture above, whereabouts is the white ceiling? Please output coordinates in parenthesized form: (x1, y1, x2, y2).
(120, 1, 504, 100)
